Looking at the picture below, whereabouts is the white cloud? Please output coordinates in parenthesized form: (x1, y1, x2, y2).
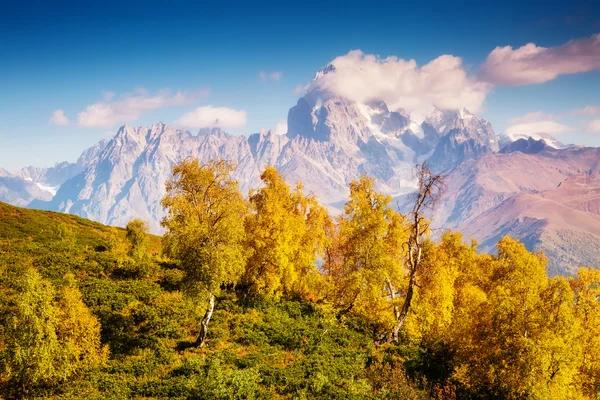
(293, 84, 307, 96)
(507, 111, 556, 125)
(506, 121, 574, 137)
(305, 50, 491, 113)
(571, 105, 600, 116)
(273, 120, 287, 135)
(176, 106, 247, 129)
(76, 88, 208, 128)
(479, 33, 600, 85)
(585, 118, 600, 133)
(505, 112, 574, 138)
(259, 71, 283, 82)
(49, 109, 70, 126)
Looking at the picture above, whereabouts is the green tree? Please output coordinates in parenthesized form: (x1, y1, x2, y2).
(161, 158, 249, 347)
(0, 268, 107, 394)
(1, 268, 62, 392)
(126, 219, 149, 258)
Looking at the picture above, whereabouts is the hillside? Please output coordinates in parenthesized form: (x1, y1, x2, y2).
(0, 173, 598, 400)
(0, 202, 429, 399)
(433, 144, 600, 275)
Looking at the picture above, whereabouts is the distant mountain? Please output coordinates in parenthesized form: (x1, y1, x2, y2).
(0, 139, 108, 206)
(499, 130, 565, 150)
(31, 96, 495, 233)
(499, 137, 548, 154)
(433, 145, 600, 275)
(0, 168, 54, 207)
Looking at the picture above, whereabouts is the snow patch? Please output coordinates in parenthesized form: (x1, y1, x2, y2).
(407, 121, 424, 138)
(35, 182, 59, 196)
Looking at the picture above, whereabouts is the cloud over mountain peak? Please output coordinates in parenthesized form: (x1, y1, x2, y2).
(303, 50, 491, 114)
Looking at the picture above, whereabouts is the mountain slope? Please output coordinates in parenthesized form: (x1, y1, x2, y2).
(434, 144, 600, 275)
(0, 139, 109, 206)
(0, 201, 428, 400)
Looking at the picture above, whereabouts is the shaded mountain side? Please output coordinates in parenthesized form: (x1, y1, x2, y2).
(0, 139, 109, 206)
(0, 173, 54, 207)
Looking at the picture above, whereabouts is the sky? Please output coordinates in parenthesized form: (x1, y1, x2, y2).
(1, 0, 599, 170)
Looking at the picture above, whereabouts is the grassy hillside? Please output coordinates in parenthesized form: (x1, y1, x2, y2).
(0, 202, 430, 399)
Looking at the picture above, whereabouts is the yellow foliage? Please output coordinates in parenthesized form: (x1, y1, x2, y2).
(161, 159, 249, 297)
(450, 237, 583, 399)
(0, 269, 107, 389)
(570, 267, 600, 397)
(243, 166, 329, 298)
(405, 233, 470, 340)
(324, 176, 408, 331)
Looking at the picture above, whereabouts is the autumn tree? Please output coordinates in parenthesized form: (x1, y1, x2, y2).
(0, 268, 107, 394)
(324, 175, 408, 335)
(56, 274, 110, 377)
(391, 162, 444, 341)
(570, 267, 600, 396)
(403, 232, 473, 341)
(243, 166, 329, 298)
(161, 159, 248, 347)
(451, 237, 582, 399)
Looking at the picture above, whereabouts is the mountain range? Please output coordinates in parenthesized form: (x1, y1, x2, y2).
(1, 68, 598, 276)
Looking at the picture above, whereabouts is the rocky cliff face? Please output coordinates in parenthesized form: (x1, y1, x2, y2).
(425, 107, 499, 170)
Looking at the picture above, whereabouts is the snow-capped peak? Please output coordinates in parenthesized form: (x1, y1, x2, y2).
(504, 131, 564, 149)
(312, 64, 336, 81)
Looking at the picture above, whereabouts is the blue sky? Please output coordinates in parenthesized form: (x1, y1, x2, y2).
(1, 0, 599, 169)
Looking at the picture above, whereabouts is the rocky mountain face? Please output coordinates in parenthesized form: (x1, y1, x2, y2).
(501, 130, 566, 150)
(24, 97, 496, 234)
(425, 108, 499, 170)
(0, 140, 108, 206)
(0, 168, 54, 207)
(39, 125, 264, 233)
(433, 143, 600, 275)
(499, 137, 548, 154)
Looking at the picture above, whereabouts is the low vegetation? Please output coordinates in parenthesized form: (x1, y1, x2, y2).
(0, 160, 598, 399)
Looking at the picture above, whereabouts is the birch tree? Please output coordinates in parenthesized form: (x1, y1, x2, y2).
(243, 166, 329, 298)
(161, 159, 248, 347)
(324, 176, 408, 334)
(391, 162, 444, 341)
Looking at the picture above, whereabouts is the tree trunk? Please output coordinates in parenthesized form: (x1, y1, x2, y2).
(196, 293, 215, 347)
(391, 271, 416, 341)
